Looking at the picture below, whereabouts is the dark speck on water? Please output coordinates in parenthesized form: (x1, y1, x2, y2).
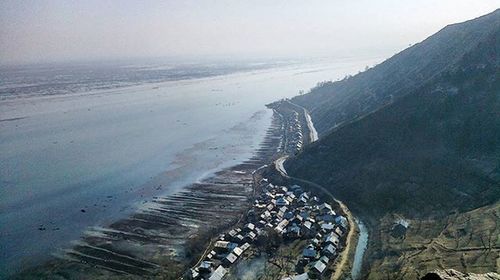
(80, 209, 86, 213)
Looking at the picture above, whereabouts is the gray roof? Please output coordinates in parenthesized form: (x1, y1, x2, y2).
(323, 244, 336, 254)
(312, 260, 327, 273)
(224, 252, 238, 264)
(302, 248, 317, 258)
(209, 266, 227, 280)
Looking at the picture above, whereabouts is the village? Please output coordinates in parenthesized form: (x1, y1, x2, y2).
(185, 100, 350, 280)
(187, 178, 348, 280)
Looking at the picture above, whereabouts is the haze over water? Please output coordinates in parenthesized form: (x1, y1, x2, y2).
(0, 56, 383, 276)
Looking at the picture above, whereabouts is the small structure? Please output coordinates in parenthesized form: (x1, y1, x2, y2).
(240, 242, 250, 252)
(232, 247, 243, 257)
(335, 215, 348, 229)
(282, 272, 309, 280)
(319, 255, 330, 265)
(275, 219, 289, 233)
(198, 261, 212, 273)
(302, 247, 317, 259)
(324, 232, 340, 247)
(208, 265, 227, 280)
(214, 241, 230, 252)
(322, 244, 336, 257)
(244, 223, 256, 232)
(310, 260, 327, 277)
(276, 197, 290, 206)
(318, 203, 333, 214)
(320, 223, 334, 232)
(223, 253, 238, 267)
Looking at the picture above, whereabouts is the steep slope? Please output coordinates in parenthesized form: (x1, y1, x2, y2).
(286, 24, 500, 217)
(292, 9, 500, 136)
(285, 11, 500, 278)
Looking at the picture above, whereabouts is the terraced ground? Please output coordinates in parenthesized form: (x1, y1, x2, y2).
(365, 202, 500, 279)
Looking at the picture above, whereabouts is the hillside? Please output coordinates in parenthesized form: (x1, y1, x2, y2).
(292, 9, 500, 136)
(285, 10, 500, 278)
(286, 8, 500, 218)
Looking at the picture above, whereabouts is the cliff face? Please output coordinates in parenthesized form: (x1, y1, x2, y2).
(291, 9, 500, 136)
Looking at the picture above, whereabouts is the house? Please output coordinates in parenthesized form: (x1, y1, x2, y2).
(320, 223, 335, 233)
(276, 197, 290, 206)
(240, 242, 250, 252)
(282, 272, 309, 280)
(198, 261, 213, 273)
(234, 234, 245, 244)
(302, 247, 317, 259)
(335, 215, 348, 229)
(223, 253, 238, 267)
(214, 241, 230, 252)
(310, 260, 327, 276)
(311, 238, 321, 248)
(232, 247, 243, 257)
(189, 268, 200, 280)
(298, 197, 308, 205)
(258, 219, 267, 227)
(243, 223, 256, 232)
(208, 265, 227, 280)
(290, 185, 304, 194)
(261, 210, 272, 220)
(322, 244, 336, 257)
(318, 203, 333, 214)
(334, 226, 345, 237)
(285, 193, 296, 203)
(324, 232, 340, 247)
(244, 231, 257, 243)
(302, 221, 315, 237)
(319, 256, 330, 265)
(291, 214, 303, 224)
(285, 223, 301, 239)
(278, 206, 288, 218)
(275, 219, 289, 233)
(318, 213, 336, 223)
(299, 211, 309, 220)
(206, 250, 216, 260)
(284, 211, 295, 220)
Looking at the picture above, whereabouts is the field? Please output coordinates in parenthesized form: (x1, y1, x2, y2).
(365, 202, 500, 279)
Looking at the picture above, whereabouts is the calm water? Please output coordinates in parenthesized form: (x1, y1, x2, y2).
(352, 218, 369, 279)
(0, 56, 384, 276)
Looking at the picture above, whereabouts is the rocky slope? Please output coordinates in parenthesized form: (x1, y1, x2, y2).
(291, 9, 500, 136)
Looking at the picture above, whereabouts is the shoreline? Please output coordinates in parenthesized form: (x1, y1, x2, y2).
(186, 100, 358, 280)
(13, 108, 285, 279)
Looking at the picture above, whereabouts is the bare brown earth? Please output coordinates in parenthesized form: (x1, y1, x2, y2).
(365, 202, 500, 279)
(14, 111, 285, 280)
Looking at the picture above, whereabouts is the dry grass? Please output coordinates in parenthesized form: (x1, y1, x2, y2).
(366, 202, 500, 279)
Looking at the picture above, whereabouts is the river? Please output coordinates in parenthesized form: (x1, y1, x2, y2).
(0, 56, 383, 276)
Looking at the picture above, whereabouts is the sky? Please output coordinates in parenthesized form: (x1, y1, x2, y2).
(0, 0, 498, 64)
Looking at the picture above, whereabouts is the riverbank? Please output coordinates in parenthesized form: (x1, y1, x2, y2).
(186, 100, 359, 280)
(13, 108, 286, 279)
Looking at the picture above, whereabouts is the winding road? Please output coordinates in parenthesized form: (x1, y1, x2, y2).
(274, 104, 357, 280)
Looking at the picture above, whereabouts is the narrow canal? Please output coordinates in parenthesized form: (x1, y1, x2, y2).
(351, 218, 368, 279)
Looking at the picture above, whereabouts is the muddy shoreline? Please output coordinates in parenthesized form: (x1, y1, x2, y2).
(14, 109, 285, 279)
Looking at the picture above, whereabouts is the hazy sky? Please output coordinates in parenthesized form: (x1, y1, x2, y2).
(0, 0, 498, 64)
